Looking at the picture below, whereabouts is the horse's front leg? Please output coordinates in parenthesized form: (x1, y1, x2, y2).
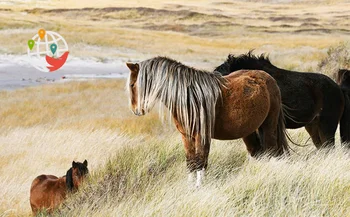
(181, 134, 196, 183)
(194, 134, 210, 187)
(181, 133, 210, 187)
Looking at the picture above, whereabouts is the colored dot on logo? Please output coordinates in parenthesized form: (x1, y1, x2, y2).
(38, 29, 46, 39)
(50, 44, 57, 54)
(28, 39, 35, 50)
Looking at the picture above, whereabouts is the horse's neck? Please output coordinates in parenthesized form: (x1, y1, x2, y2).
(229, 60, 262, 72)
(260, 63, 278, 73)
(248, 61, 281, 76)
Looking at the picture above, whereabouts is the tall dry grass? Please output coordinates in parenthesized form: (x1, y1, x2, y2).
(0, 79, 174, 216)
(57, 139, 350, 217)
(1, 78, 349, 217)
(318, 42, 350, 77)
(1, 0, 350, 216)
(0, 80, 166, 135)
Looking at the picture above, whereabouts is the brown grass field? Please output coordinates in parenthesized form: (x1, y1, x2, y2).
(1, 0, 350, 216)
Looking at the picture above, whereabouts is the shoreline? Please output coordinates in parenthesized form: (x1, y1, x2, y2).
(0, 55, 129, 90)
(0, 55, 213, 91)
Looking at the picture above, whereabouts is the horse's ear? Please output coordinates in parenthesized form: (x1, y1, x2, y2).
(337, 69, 346, 84)
(72, 161, 77, 168)
(126, 63, 139, 72)
(83, 160, 88, 167)
(345, 70, 350, 80)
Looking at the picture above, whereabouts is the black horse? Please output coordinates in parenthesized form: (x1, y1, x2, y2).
(336, 69, 350, 143)
(214, 51, 350, 147)
(337, 69, 350, 91)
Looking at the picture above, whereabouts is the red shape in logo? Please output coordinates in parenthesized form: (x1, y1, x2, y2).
(46, 51, 69, 72)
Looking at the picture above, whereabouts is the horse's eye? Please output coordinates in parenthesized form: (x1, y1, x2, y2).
(130, 83, 135, 88)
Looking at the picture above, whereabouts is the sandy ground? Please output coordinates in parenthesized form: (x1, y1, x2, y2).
(0, 55, 129, 90)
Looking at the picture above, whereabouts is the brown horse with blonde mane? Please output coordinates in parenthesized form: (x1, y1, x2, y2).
(30, 160, 88, 215)
(126, 57, 289, 187)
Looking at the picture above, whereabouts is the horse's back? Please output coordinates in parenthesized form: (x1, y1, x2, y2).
(214, 70, 277, 139)
(30, 174, 58, 190)
(223, 69, 277, 98)
(224, 69, 272, 80)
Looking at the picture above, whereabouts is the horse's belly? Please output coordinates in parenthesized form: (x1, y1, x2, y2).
(213, 72, 270, 140)
(213, 106, 268, 140)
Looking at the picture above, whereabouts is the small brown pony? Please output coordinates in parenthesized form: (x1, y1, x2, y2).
(126, 57, 289, 187)
(30, 160, 88, 215)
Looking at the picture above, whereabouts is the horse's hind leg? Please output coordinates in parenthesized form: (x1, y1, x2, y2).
(316, 92, 342, 148)
(305, 119, 322, 148)
(259, 121, 279, 156)
(259, 102, 284, 156)
(318, 88, 342, 147)
(305, 115, 337, 148)
(243, 132, 263, 157)
(318, 115, 337, 147)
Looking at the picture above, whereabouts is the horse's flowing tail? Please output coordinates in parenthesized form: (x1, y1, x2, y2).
(340, 90, 350, 145)
(277, 106, 290, 155)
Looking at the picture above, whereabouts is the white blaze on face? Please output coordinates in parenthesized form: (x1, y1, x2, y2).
(126, 74, 132, 108)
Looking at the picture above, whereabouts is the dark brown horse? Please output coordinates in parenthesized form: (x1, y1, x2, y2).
(30, 160, 88, 215)
(215, 52, 350, 147)
(336, 69, 350, 142)
(126, 57, 289, 187)
(336, 69, 350, 90)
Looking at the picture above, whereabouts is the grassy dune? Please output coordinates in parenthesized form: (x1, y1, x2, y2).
(1, 0, 350, 216)
(0, 79, 173, 216)
(1, 79, 350, 217)
(60, 143, 350, 217)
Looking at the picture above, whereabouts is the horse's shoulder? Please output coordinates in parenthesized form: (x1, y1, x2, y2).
(46, 175, 59, 179)
(223, 70, 273, 97)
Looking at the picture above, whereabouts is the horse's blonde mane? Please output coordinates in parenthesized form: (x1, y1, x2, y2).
(136, 56, 225, 144)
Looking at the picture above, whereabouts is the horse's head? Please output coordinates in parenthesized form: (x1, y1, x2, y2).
(66, 160, 89, 191)
(126, 62, 145, 116)
(337, 69, 350, 90)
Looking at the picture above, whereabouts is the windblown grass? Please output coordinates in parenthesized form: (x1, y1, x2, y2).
(58, 139, 350, 217)
(0, 79, 172, 216)
(1, 0, 350, 216)
(318, 42, 350, 77)
(0, 78, 348, 217)
(0, 80, 166, 136)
